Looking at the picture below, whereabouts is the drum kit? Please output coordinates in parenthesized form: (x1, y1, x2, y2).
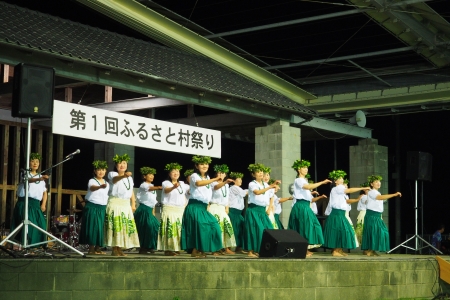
(50, 206, 85, 250)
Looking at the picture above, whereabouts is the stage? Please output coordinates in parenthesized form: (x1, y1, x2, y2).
(0, 249, 443, 300)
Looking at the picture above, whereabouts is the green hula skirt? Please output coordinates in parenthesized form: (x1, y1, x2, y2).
(274, 213, 284, 230)
(180, 199, 223, 252)
(243, 204, 274, 253)
(288, 200, 324, 245)
(10, 197, 47, 247)
(79, 201, 106, 246)
(228, 208, 244, 247)
(361, 209, 389, 252)
(134, 204, 160, 249)
(323, 208, 356, 249)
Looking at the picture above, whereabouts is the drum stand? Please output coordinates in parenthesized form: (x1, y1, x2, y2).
(0, 118, 85, 257)
(388, 180, 441, 254)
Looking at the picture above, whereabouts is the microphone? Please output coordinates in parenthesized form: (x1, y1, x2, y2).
(65, 149, 80, 158)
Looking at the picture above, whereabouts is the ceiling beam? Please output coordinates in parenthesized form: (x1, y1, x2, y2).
(76, 0, 316, 102)
(89, 97, 184, 112)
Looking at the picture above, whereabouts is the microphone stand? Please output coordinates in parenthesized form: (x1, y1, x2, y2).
(0, 118, 85, 257)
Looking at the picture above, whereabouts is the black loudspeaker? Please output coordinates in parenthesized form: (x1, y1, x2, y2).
(259, 229, 308, 259)
(12, 63, 55, 118)
(406, 151, 432, 181)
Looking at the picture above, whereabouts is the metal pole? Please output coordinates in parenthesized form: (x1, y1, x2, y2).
(415, 180, 418, 252)
(395, 116, 401, 246)
(23, 117, 31, 248)
(314, 140, 317, 182)
(334, 140, 337, 170)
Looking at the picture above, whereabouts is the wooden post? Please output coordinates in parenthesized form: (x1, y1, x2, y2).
(1, 125, 9, 224)
(65, 87, 72, 103)
(2, 64, 9, 83)
(105, 86, 112, 103)
(70, 194, 76, 213)
(45, 132, 53, 227)
(11, 126, 21, 220)
(56, 135, 64, 215)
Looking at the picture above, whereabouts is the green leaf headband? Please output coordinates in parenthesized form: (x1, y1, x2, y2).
(184, 169, 194, 177)
(248, 163, 265, 173)
(112, 154, 130, 163)
(328, 170, 347, 180)
(291, 159, 311, 169)
(229, 172, 244, 179)
(367, 175, 383, 183)
(305, 174, 311, 179)
(140, 167, 156, 175)
(214, 164, 229, 174)
(360, 182, 370, 187)
(165, 162, 183, 171)
(263, 166, 271, 174)
(268, 179, 275, 185)
(92, 160, 108, 170)
(344, 179, 349, 184)
(30, 153, 42, 161)
(192, 155, 212, 164)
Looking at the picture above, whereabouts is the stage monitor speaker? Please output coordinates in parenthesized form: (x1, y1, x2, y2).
(406, 151, 432, 181)
(11, 63, 55, 118)
(259, 229, 308, 259)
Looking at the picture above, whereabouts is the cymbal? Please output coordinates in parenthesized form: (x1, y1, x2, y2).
(67, 208, 82, 213)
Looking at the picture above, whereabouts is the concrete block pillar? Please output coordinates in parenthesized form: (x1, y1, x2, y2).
(255, 120, 300, 227)
(349, 138, 389, 228)
(94, 143, 135, 175)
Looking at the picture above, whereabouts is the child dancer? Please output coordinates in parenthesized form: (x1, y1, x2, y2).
(181, 156, 223, 258)
(272, 184, 294, 230)
(362, 175, 401, 256)
(80, 160, 109, 255)
(158, 163, 189, 256)
(11, 153, 48, 247)
(263, 169, 278, 229)
(355, 183, 369, 246)
(343, 180, 362, 249)
(288, 159, 331, 257)
(244, 163, 280, 257)
(135, 167, 162, 254)
(210, 164, 236, 255)
(323, 170, 369, 257)
(105, 154, 140, 256)
(228, 172, 247, 253)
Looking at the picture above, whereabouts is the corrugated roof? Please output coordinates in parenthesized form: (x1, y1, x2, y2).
(0, 2, 317, 116)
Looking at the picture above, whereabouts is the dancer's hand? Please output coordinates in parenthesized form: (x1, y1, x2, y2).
(40, 204, 46, 212)
(100, 183, 107, 189)
(125, 172, 132, 177)
(322, 179, 332, 184)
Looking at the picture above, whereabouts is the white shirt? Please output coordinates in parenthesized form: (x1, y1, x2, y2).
(274, 195, 282, 214)
(366, 189, 384, 212)
(357, 194, 368, 211)
(85, 178, 109, 205)
(137, 182, 158, 207)
(229, 185, 246, 210)
(329, 185, 348, 210)
(310, 202, 318, 215)
(17, 173, 47, 201)
(161, 180, 189, 207)
(292, 177, 312, 203)
(345, 194, 351, 212)
(108, 171, 134, 200)
(210, 182, 230, 206)
(189, 173, 213, 204)
(248, 181, 270, 206)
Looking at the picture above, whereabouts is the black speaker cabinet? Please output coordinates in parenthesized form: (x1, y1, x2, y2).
(406, 151, 432, 181)
(259, 229, 308, 259)
(12, 63, 55, 118)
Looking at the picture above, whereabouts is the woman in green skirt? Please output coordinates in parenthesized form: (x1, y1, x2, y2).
(288, 159, 331, 257)
(11, 153, 48, 247)
(228, 172, 247, 253)
(181, 156, 223, 258)
(79, 160, 109, 255)
(361, 175, 401, 256)
(243, 163, 280, 257)
(323, 170, 369, 257)
(135, 167, 162, 254)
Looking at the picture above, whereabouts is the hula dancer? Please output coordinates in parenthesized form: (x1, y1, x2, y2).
(106, 154, 140, 256)
(79, 160, 109, 255)
(323, 170, 369, 257)
(288, 159, 331, 257)
(181, 156, 223, 258)
(343, 180, 362, 248)
(184, 169, 194, 200)
(355, 183, 369, 246)
(361, 175, 401, 256)
(272, 183, 294, 229)
(210, 164, 236, 255)
(263, 169, 278, 229)
(11, 153, 48, 247)
(228, 172, 247, 253)
(135, 167, 162, 254)
(158, 163, 189, 256)
(244, 163, 280, 257)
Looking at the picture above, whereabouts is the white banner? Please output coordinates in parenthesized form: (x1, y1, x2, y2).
(52, 101, 221, 158)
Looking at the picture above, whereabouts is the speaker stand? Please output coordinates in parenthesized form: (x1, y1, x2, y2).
(388, 180, 441, 254)
(0, 118, 85, 257)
